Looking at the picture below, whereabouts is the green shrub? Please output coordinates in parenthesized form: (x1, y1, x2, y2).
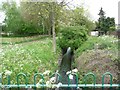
(57, 26, 88, 51)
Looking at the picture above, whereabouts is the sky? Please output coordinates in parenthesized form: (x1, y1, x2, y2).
(0, 0, 119, 24)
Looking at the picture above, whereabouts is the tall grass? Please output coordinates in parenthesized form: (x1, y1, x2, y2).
(75, 35, 118, 57)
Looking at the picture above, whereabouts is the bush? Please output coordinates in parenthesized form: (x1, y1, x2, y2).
(57, 26, 88, 51)
(21, 22, 37, 35)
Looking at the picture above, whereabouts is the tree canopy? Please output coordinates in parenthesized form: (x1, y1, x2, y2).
(96, 7, 115, 35)
(2, 1, 95, 36)
(2, 2, 24, 34)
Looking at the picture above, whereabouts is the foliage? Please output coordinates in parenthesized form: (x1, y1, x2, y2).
(57, 26, 88, 51)
(59, 6, 95, 31)
(96, 8, 115, 35)
(2, 2, 23, 34)
(20, 1, 95, 35)
(2, 1, 95, 36)
(72, 7, 95, 31)
(20, 22, 44, 35)
(20, 1, 64, 35)
(2, 2, 44, 36)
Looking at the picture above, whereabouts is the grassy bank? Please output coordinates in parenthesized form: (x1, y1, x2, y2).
(75, 35, 119, 84)
(1, 37, 59, 84)
(1, 35, 119, 84)
(76, 35, 118, 57)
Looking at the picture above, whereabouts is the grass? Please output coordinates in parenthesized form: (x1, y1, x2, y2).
(75, 35, 118, 58)
(1, 36, 60, 84)
(1, 35, 119, 85)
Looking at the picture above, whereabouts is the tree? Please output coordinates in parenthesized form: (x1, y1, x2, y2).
(20, 2, 50, 35)
(106, 17, 115, 32)
(2, 1, 39, 36)
(96, 7, 115, 35)
(20, 0, 73, 52)
(20, 1, 65, 35)
(58, 6, 95, 31)
(2, 2, 24, 35)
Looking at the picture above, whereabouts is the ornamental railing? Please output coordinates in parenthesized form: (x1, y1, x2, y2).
(0, 72, 120, 90)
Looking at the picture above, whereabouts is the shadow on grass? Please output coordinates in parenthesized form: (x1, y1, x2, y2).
(1, 35, 50, 45)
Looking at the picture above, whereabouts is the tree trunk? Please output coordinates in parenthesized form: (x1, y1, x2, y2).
(42, 19, 45, 35)
(51, 5, 56, 53)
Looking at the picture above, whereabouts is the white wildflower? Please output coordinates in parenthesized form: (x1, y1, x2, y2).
(36, 82, 40, 88)
(51, 85, 56, 89)
(43, 70, 50, 75)
(38, 12, 40, 15)
(46, 81, 52, 88)
(50, 77, 56, 83)
(5, 70, 12, 76)
(66, 71, 71, 75)
(69, 74, 73, 80)
(56, 70, 59, 73)
(72, 68, 78, 73)
(39, 79, 44, 83)
(0, 49, 2, 52)
(46, 81, 51, 85)
(112, 40, 118, 43)
(57, 82, 62, 88)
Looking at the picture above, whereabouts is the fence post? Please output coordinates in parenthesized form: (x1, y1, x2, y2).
(83, 72, 96, 90)
(7, 75, 11, 90)
(102, 72, 113, 90)
(67, 73, 78, 89)
(34, 73, 44, 90)
(17, 73, 28, 90)
(50, 72, 61, 83)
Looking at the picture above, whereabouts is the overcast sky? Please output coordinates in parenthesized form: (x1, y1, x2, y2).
(0, 0, 119, 24)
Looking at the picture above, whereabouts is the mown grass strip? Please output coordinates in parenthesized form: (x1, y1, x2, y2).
(1, 35, 49, 45)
